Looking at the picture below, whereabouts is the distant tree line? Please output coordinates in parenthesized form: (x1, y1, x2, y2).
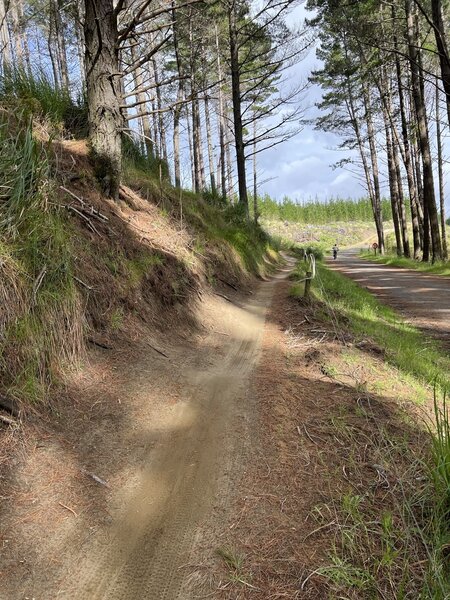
(256, 194, 396, 224)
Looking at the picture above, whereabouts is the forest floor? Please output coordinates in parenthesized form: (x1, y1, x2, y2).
(0, 253, 447, 599)
(328, 249, 450, 347)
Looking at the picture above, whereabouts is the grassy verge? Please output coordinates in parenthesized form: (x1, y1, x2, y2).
(301, 263, 450, 393)
(291, 261, 450, 597)
(360, 252, 450, 277)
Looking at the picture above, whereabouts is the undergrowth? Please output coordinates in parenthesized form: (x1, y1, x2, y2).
(125, 166, 277, 277)
(0, 67, 87, 136)
(0, 112, 82, 404)
(308, 263, 450, 394)
(291, 261, 450, 597)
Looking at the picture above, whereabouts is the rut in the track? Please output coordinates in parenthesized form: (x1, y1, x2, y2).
(51, 259, 296, 600)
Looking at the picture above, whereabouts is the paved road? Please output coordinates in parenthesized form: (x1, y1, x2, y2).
(327, 250, 450, 347)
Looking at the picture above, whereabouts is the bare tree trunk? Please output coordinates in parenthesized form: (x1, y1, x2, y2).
(393, 133, 410, 257)
(224, 101, 234, 200)
(411, 133, 425, 248)
(253, 119, 258, 224)
(10, 0, 26, 67)
(130, 45, 153, 158)
(172, 0, 183, 187)
(51, 0, 70, 89)
(431, 0, 450, 127)
(75, 0, 86, 93)
(362, 84, 385, 253)
(48, 21, 60, 88)
(152, 55, 168, 163)
(436, 77, 448, 259)
(345, 78, 383, 252)
(394, 21, 421, 257)
(228, 2, 248, 214)
(194, 96, 206, 189)
(186, 103, 195, 190)
(384, 119, 403, 256)
(215, 23, 226, 200)
(0, 0, 11, 72)
(406, 0, 442, 260)
(84, 0, 122, 200)
(204, 94, 217, 194)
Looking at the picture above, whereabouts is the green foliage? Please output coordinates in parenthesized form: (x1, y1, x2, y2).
(0, 114, 81, 404)
(256, 193, 393, 224)
(122, 134, 170, 180)
(303, 263, 450, 597)
(0, 67, 87, 135)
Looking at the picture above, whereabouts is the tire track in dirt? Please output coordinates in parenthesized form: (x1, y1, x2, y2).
(53, 259, 296, 600)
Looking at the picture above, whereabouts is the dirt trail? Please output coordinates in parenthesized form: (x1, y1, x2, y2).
(27, 259, 295, 600)
(328, 249, 450, 346)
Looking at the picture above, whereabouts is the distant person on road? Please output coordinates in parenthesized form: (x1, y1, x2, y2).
(332, 243, 339, 260)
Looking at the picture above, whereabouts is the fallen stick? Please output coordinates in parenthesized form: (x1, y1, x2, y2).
(88, 338, 112, 350)
(217, 277, 238, 291)
(81, 469, 110, 488)
(60, 186, 109, 221)
(74, 276, 93, 291)
(0, 414, 17, 426)
(214, 292, 233, 304)
(147, 342, 169, 358)
(58, 502, 78, 517)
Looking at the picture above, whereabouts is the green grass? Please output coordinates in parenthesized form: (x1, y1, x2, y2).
(291, 262, 450, 597)
(299, 263, 450, 395)
(125, 165, 278, 277)
(0, 67, 87, 135)
(360, 252, 450, 277)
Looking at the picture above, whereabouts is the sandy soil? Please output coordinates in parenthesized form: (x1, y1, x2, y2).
(0, 257, 296, 600)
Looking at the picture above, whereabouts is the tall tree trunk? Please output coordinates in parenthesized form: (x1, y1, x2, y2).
(228, 2, 248, 214)
(0, 0, 11, 72)
(215, 23, 226, 200)
(224, 100, 234, 200)
(186, 103, 195, 190)
(152, 55, 168, 163)
(253, 119, 258, 224)
(204, 94, 217, 194)
(75, 0, 86, 93)
(345, 78, 382, 251)
(393, 132, 410, 257)
(130, 45, 153, 158)
(10, 0, 26, 68)
(48, 22, 60, 88)
(84, 0, 122, 200)
(394, 20, 421, 257)
(172, 0, 183, 187)
(431, 0, 450, 127)
(362, 84, 385, 253)
(406, 0, 442, 260)
(411, 133, 425, 248)
(383, 112, 403, 256)
(51, 0, 70, 89)
(436, 77, 448, 259)
(194, 96, 206, 189)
